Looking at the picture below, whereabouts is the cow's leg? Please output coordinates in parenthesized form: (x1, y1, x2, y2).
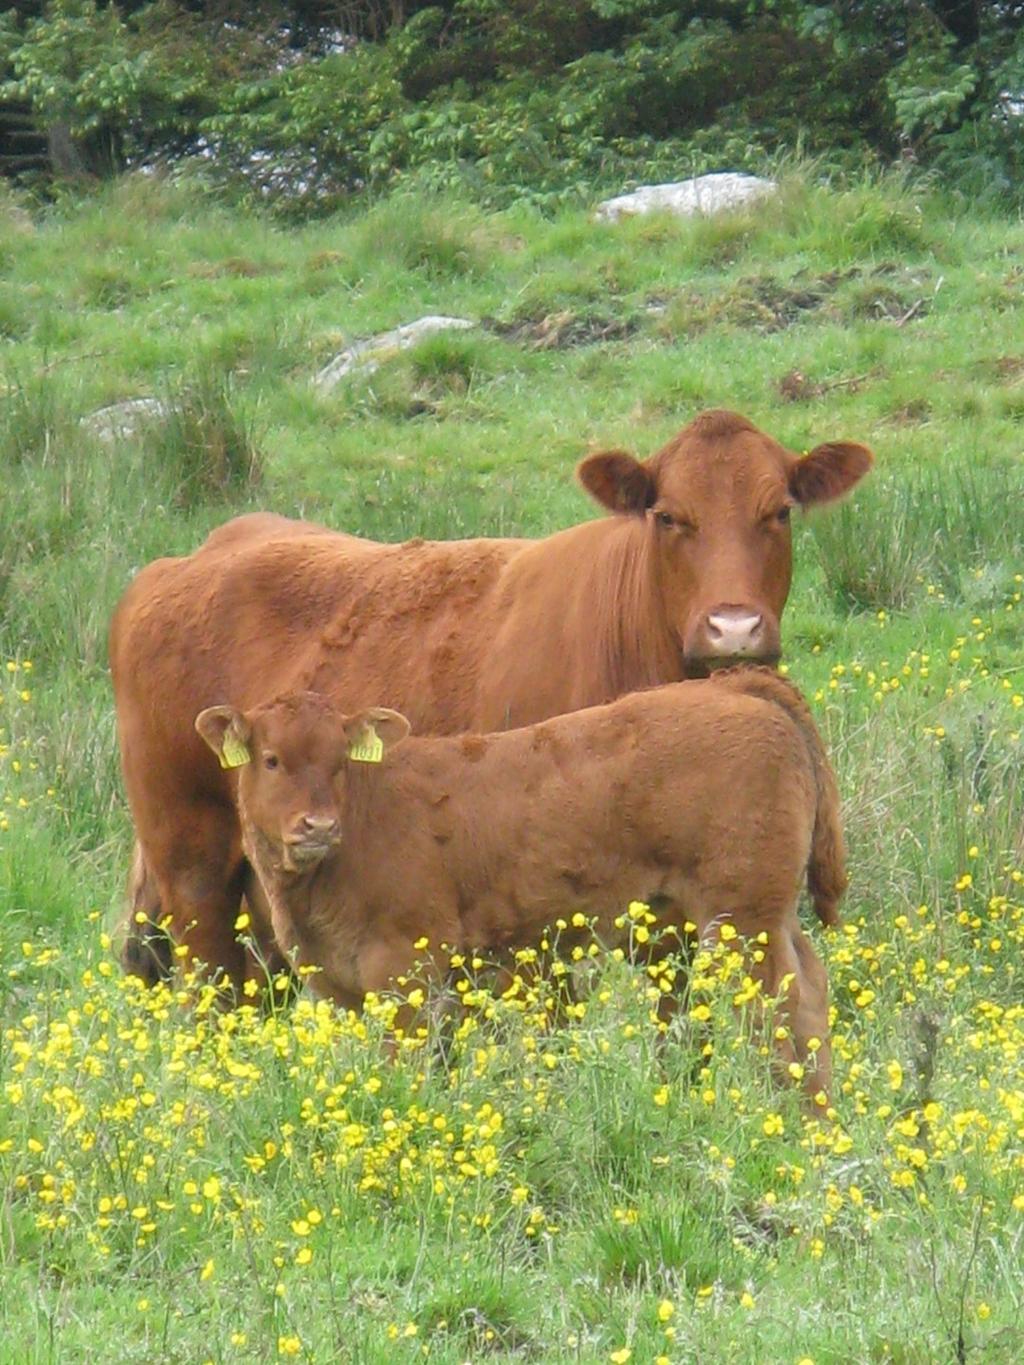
(120, 844, 275, 991)
(141, 802, 249, 991)
(119, 841, 174, 985)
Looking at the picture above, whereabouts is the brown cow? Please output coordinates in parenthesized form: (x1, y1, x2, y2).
(111, 409, 870, 985)
(195, 668, 846, 1096)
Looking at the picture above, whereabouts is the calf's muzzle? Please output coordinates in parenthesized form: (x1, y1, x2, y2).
(283, 814, 341, 868)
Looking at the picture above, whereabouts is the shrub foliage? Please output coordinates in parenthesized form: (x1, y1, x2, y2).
(1, 1, 1022, 208)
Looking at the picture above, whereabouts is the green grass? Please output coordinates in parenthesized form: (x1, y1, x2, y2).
(2, 164, 1024, 1361)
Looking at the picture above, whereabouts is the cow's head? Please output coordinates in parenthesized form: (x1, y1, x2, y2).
(577, 409, 872, 672)
(195, 693, 409, 872)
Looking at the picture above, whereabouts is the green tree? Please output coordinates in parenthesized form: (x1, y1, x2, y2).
(1, 1, 1021, 204)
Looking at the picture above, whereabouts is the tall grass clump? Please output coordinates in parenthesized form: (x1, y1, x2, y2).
(830, 690, 1024, 918)
(347, 195, 499, 280)
(348, 332, 508, 425)
(808, 476, 931, 612)
(811, 462, 1024, 612)
(778, 167, 946, 265)
(0, 414, 248, 677)
(147, 366, 263, 510)
(0, 366, 75, 465)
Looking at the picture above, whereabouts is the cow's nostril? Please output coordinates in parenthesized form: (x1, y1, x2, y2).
(302, 815, 338, 837)
(707, 611, 762, 633)
(704, 611, 766, 657)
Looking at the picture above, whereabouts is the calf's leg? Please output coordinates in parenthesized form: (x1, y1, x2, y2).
(691, 892, 831, 1101)
(356, 928, 460, 1055)
(751, 921, 832, 1100)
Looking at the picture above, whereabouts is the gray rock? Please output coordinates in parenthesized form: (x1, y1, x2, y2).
(595, 173, 777, 224)
(313, 315, 476, 393)
(82, 397, 169, 443)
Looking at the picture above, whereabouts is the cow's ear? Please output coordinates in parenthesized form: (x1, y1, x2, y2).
(345, 707, 411, 764)
(789, 441, 874, 507)
(195, 705, 253, 769)
(577, 449, 657, 515)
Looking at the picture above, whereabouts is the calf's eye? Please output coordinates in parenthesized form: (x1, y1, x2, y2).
(264, 755, 279, 771)
(656, 511, 674, 529)
(776, 506, 791, 525)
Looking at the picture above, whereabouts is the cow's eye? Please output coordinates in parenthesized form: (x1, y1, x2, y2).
(775, 506, 791, 525)
(656, 510, 675, 529)
(264, 754, 279, 771)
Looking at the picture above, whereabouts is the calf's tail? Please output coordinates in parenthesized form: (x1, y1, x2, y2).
(709, 666, 846, 926)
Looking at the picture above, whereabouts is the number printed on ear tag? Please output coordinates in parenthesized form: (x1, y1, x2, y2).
(220, 734, 251, 769)
(348, 725, 384, 763)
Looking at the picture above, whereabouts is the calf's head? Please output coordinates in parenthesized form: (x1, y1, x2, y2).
(577, 409, 872, 672)
(196, 693, 410, 871)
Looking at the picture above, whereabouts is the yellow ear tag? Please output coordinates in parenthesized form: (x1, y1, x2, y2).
(220, 734, 251, 769)
(348, 724, 384, 764)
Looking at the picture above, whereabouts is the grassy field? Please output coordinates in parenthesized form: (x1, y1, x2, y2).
(2, 166, 1024, 1362)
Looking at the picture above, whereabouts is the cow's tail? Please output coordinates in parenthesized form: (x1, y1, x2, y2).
(709, 666, 846, 926)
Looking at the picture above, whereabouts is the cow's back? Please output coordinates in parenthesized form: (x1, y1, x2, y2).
(110, 516, 530, 814)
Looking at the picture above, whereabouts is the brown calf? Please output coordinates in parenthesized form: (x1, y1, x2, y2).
(196, 668, 845, 1095)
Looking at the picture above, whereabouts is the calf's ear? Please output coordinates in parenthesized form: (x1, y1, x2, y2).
(789, 441, 874, 507)
(577, 449, 656, 515)
(345, 707, 411, 764)
(195, 705, 253, 769)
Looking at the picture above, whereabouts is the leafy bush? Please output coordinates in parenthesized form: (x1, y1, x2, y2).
(200, 41, 410, 212)
(932, 26, 1024, 203)
(0, 0, 301, 175)
(2, 3, 1023, 211)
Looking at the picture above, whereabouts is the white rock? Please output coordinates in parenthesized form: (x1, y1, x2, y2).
(313, 315, 476, 392)
(595, 173, 777, 224)
(82, 397, 169, 442)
